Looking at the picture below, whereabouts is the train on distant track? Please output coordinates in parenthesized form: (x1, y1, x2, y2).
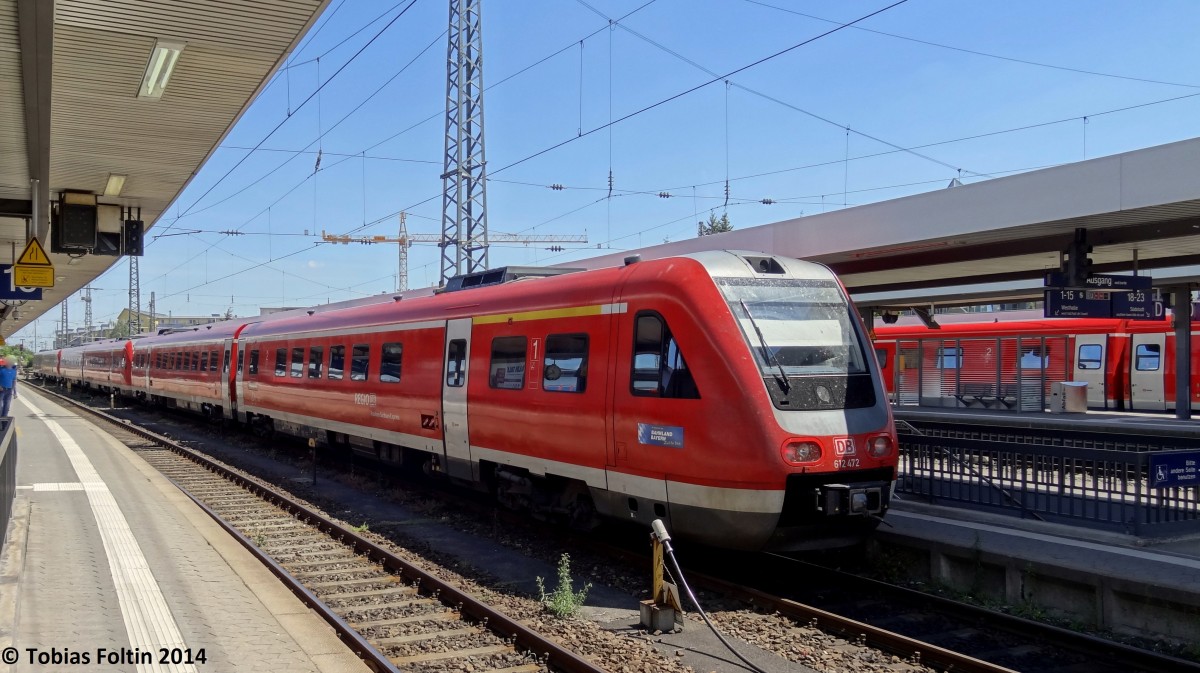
(873, 313, 1199, 412)
(32, 251, 897, 551)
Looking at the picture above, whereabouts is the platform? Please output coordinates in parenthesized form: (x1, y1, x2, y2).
(895, 404, 1200, 438)
(880, 498, 1200, 644)
(0, 391, 372, 673)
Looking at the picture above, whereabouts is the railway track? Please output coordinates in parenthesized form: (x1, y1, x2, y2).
(27, 384, 603, 673)
(36, 381, 1200, 673)
(667, 549, 1200, 673)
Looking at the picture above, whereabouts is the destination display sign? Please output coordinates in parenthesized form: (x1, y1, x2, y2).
(1111, 290, 1162, 320)
(1044, 272, 1153, 291)
(1150, 451, 1200, 489)
(1043, 289, 1110, 318)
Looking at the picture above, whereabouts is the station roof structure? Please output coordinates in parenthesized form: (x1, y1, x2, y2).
(0, 0, 329, 339)
(573, 137, 1200, 311)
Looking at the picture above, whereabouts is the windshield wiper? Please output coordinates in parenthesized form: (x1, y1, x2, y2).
(740, 300, 790, 394)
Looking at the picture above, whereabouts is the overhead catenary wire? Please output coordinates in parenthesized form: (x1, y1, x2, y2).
(743, 0, 1200, 90)
(155, 0, 424, 237)
(490, 0, 912, 176)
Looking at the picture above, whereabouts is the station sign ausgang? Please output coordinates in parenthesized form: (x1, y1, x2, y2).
(1044, 272, 1153, 291)
(1043, 288, 1162, 320)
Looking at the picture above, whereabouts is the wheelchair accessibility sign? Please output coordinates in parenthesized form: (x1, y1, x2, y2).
(1150, 452, 1200, 489)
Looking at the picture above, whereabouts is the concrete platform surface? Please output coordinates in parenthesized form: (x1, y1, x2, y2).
(882, 499, 1200, 642)
(0, 391, 372, 673)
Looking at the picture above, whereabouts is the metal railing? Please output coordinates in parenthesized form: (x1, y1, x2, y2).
(0, 418, 16, 549)
(896, 423, 1200, 536)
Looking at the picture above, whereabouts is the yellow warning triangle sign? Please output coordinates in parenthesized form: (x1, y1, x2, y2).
(17, 237, 51, 266)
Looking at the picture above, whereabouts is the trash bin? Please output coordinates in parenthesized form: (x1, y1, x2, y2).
(1050, 381, 1088, 414)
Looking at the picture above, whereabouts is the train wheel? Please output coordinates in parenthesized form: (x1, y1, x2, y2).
(563, 484, 599, 531)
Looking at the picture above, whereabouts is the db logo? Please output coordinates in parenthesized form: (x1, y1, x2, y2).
(834, 437, 856, 456)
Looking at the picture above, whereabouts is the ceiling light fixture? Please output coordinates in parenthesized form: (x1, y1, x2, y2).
(103, 174, 126, 197)
(138, 40, 185, 99)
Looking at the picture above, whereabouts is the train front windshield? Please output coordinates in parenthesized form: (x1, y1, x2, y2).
(715, 277, 869, 377)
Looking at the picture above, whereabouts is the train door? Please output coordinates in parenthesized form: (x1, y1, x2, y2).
(609, 310, 698, 527)
(441, 318, 473, 480)
(1129, 333, 1166, 411)
(221, 338, 235, 420)
(1072, 335, 1108, 408)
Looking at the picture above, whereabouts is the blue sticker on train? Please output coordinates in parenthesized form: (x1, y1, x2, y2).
(638, 423, 684, 448)
(1150, 451, 1200, 489)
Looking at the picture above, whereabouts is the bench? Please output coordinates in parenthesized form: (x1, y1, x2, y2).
(954, 382, 1022, 409)
(955, 382, 995, 408)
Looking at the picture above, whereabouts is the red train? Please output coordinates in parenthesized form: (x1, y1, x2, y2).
(33, 251, 898, 550)
(872, 312, 1200, 412)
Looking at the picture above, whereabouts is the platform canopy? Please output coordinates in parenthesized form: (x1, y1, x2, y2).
(0, 0, 329, 339)
(571, 137, 1200, 312)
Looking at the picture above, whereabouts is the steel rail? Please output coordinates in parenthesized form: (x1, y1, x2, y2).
(32, 385, 607, 673)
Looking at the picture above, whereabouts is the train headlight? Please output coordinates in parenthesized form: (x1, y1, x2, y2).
(781, 440, 822, 465)
(868, 435, 894, 458)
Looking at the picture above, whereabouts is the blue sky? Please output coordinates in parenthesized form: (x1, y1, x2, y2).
(19, 0, 1200, 347)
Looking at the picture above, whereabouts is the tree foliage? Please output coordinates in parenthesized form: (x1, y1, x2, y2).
(698, 212, 733, 237)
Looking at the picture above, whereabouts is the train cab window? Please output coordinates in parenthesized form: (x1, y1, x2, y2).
(290, 347, 305, 378)
(309, 346, 324, 379)
(380, 343, 402, 383)
(249, 350, 260, 375)
(936, 347, 961, 369)
(328, 346, 345, 380)
(1135, 344, 1161, 371)
(275, 348, 287, 376)
(489, 337, 526, 390)
(631, 313, 699, 399)
(350, 344, 370, 381)
(544, 333, 588, 393)
(446, 339, 466, 387)
(1077, 344, 1102, 370)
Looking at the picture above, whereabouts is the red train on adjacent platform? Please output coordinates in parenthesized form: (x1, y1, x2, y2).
(872, 313, 1200, 412)
(33, 251, 898, 550)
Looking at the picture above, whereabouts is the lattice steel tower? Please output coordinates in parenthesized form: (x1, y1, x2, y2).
(128, 255, 141, 336)
(82, 285, 93, 342)
(440, 0, 489, 285)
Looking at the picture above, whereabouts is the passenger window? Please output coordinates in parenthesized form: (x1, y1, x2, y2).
(237, 349, 245, 374)
(200, 352, 209, 372)
(1077, 344, 1102, 370)
(446, 339, 466, 387)
(290, 347, 305, 377)
(309, 346, 324, 379)
(351, 344, 370, 381)
(937, 347, 961, 369)
(544, 333, 588, 393)
(249, 350, 260, 375)
(1135, 343, 1160, 371)
(489, 337, 527, 389)
(874, 348, 888, 369)
(328, 345, 345, 380)
(223, 350, 231, 374)
(275, 348, 287, 376)
(631, 312, 699, 399)
(380, 343, 402, 383)
(1019, 347, 1048, 369)
(191, 352, 199, 371)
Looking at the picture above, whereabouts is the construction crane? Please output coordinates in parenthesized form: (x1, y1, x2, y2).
(323, 214, 586, 292)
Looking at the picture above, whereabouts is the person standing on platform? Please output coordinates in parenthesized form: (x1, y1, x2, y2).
(0, 359, 16, 417)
